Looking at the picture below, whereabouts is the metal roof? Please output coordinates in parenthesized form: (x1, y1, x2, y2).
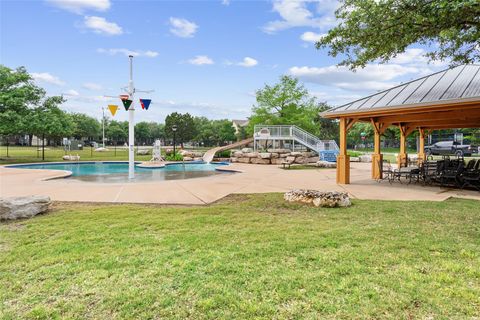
(325, 64, 480, 115)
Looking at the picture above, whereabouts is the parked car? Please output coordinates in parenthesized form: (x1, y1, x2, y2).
(424, 141, 474, 157)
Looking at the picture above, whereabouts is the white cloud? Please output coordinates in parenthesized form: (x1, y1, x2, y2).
(84, 16, 122, 35)
(188, 55, 214, 65)
(46, 0, 110, 14)
(169, 17, 198, 38)
(97, 48, 159, 58)
(63, 89, 80, 96)
(289, 64, 422, 91)
(31, 72, 65, 86)
(82, 82, 102, 91)
(221, 0, 230, 5)
(300, 31, 325, 43)
(263, 0, 337, 34)
(238, 57, 258, 67)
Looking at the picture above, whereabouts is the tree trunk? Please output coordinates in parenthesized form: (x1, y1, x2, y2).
(29, 134, 33, 146)
(42, 134, 45, 161)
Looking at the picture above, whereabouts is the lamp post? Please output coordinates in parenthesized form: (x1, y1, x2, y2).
(172, 124, 177, 156)
(102, 106, 106, 148)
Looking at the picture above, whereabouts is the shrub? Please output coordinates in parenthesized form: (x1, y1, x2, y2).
(215, 150, 231, 158)
(165, 153, 184, 161)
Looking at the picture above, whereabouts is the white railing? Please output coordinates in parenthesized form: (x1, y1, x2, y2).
(253, 125, 338, 153)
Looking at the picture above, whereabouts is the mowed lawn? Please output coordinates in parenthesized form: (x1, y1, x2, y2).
(1, 194, 479, 319)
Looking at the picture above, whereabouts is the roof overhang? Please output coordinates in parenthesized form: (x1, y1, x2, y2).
(320, 96, 480, 119)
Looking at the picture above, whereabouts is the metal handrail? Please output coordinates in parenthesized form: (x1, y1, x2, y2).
(253, 125, 339, 152)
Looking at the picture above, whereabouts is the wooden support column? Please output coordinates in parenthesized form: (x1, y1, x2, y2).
(398, 125, 408, 168)
(418, 128, 425, 163)
(370, 120, 383, 180)
(336, 118, 350, 184)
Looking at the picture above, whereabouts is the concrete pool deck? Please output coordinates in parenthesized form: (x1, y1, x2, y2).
(1, 162, 479, 204)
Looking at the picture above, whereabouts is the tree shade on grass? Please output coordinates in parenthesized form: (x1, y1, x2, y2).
(1, 194, 479, 319)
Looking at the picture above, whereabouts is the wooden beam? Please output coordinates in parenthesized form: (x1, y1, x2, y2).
(418, 128, 425, 163)
(370, 109, 480, 124)
(371, 120, 382, 180)
(398, 124, 407, 168)
(346, 118, 358, 131)
(336, 118, 350, 184)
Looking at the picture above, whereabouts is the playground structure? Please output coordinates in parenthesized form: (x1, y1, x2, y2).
(202, 138, 254, 163)
(201, 125, 339, 163)
(253, 125, 339, 162)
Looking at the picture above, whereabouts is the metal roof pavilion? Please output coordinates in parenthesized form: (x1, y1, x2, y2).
(321, 64, 480, 184)
(324, 64, 480, 117)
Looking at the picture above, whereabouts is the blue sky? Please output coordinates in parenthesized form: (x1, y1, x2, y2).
(0, 0, 447, 123)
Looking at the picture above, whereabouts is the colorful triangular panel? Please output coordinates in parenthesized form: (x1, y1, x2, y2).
(122, 99, 132, 111)
(140, 99, 151, 110)
(108, 105, 118, 116)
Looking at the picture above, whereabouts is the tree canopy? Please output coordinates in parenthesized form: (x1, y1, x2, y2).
(165, 112, 197, 147)
(317, 0, 480, 68)
(71, 113, 101, 140)
(248, 75, 338, 139)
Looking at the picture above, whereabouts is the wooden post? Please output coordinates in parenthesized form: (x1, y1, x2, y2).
(336, 118, 350, 184)
(398, 125, 407, 168)
(418, 128, 425, 163)
(371, 121, 383, 179)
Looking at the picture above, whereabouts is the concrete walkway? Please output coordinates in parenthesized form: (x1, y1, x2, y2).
(1, 163, 479, 204)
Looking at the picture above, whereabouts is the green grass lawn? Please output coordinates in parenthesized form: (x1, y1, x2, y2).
(1, 194, 479, 319)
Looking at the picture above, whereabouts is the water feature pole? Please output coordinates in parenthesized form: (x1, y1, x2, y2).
(128, 55, 135, 180)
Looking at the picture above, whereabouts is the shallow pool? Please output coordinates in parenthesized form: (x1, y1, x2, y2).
(9, 162, 232, 183)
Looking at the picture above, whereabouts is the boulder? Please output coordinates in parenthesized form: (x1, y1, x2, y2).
(165, 148, 174, 155)
(0, 196, 51, 220)
(359, 155, 372, 163)
(290, 152, 303, 157)
(95, 147, 108, 152)
(301, 152, 313, 158)
(258, 152, 272, 159)
(241, 148, 253, 153)
(193, 157, 203, 161)
(232, 151, 243, 158)
(179, 150, 195, 157)
(267, 148, 290, 153)
(294, 156, 306, 164)
(350, 157, 360, 162)
(251, 158, 271, 164)
(306, 156, 319, 163)
(63, 155, 80, 161)
(279, 153, 291, 158)
(237, 157, 251, 163)
(137, 149, 150, 155)
(284, 190, 351, 208)
(244, 152, 259, 158)
(270, 153, 279, 159)
(230, 157, 238, 163)
(183, 156, 193, 161)
(316, 161, 337, 168)
(285, 156, 296, 163)
(271, 158, 285, 165)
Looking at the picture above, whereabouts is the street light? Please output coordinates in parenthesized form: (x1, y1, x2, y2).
(172, 124, 178, 156)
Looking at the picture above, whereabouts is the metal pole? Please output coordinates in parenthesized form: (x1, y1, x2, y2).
(128, 55, 135, 179)
(42, 134, 45, 161)
(173, 131, 176, 156)
(102, 107, 105, 148)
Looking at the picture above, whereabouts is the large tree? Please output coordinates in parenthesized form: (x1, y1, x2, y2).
(317, 0, 480, 68)
(106, 120, 128, 145)
(71, 113, 101, 141)
(0, 65, 45, 149)
(165, 112, 197, 147)
(248, 75, 337, 137)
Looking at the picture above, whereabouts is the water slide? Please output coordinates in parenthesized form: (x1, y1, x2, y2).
(202, 138, 254, 163)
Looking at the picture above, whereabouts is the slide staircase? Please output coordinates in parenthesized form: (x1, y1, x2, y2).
(254, 125, 339, 162)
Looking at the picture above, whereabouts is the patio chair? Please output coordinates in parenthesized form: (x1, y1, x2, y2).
(439, 159, 465, 188)
(461, 159, 480, 191)
(377, 159, 394, 183)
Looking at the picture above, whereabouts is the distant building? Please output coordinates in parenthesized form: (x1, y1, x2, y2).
(232, 119, 249, 134)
